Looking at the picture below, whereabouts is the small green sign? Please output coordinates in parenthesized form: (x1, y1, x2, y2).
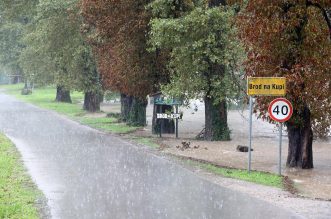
(154, 97, 182, 105)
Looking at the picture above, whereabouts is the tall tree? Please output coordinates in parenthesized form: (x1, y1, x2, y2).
(0, 0, 38, 84)
(148, 0, 244, 140)
(80, 0, 161, 125)
(19, 0, 102, 109)
(238, 0, 331, 168)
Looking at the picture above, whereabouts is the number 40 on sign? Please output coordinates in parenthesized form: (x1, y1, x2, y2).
(268, 98, 293, 123)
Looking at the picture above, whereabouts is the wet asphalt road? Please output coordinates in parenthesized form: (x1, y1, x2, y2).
(0, 94, 302, 219)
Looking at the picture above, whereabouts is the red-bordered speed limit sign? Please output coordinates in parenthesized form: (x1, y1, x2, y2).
(268, 98, 293, 122)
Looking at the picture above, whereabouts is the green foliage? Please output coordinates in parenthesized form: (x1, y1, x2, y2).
(19, 0, 101, 93)
(148, 0, 203, 18)
(0, 0, 39, 79)
(127, 99, 147, 126)
(0, 22, 23, 71)
(0, 133, 40, 219)
(149, 2, 245, 105)
(104, 90, 120, 102)
(1, 0, 102, 97)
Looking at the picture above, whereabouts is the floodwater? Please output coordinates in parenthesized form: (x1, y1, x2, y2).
(0, 93, 302, 219)
(128, 99, 331, 201)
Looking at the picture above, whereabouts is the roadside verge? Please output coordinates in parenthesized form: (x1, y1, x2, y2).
(0, 133, 48, 219)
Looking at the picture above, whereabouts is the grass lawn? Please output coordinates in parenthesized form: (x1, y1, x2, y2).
(1, 84, 85, 117)
(0, 84, 140, 134)
(130, 137, 160, 149)
(78, 117, 140, 134)
(0, 134, 41, 219)
(187, 160, 283, 188)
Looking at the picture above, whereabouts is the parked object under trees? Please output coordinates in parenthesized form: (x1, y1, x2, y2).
(151, 93, 175, 135)
(237, 0, 331, 169)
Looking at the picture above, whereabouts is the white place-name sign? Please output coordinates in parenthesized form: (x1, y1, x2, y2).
(157, 113, 181, 119)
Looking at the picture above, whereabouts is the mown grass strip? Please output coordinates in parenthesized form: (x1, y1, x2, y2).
(1, 84, 85, 117)
(83, 121, 140, 133)
(186, 159, 283, 188)
(0, 134, 41, 219)
(131, 137, 160, 149)
(1, 84, 140, 134)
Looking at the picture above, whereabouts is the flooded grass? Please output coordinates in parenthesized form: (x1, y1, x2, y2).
(186, 160, 283, 188)
(0, 134, 41, 219)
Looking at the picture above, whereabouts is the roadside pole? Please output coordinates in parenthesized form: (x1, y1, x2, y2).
(268, 98, 293, 176)
(154, 97, 182, 139)
(159, 105, 162, 138)
(248, 96, 253, 172)
(278, 123, 282, 175)
(176, 105, 179, 138)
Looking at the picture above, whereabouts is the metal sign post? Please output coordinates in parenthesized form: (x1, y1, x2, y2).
(154, 96, 182, 139)
(248, 96, 253, 172)
(268, 98, 293, 175)
(246, 77, 287, 173)
(159, 105, 162, 138)
(176, 105, 179, 138)
(278, 123, 283, 175)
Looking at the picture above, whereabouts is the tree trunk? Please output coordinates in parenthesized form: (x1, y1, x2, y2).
(286, 106, 313, 169)
(55, 85, 72, 103)
(120, 94, 147, 126)
(128, 97, 147, 126)
(21, 79, 32, 95)
(83, 91, 101, 112)
(204, 95, 230, 141)
(152, 104, 175, 134)
(121, 93, 133, 122)
(13, 75, 20, 84)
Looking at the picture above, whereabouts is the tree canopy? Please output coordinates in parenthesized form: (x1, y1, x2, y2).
(148, 0, 244, 140)
(149, 3, 244, 103)
(0, 0, 38, 78)
(238, 0, 331, 168)
(80, 0, 158, 99)
(20, 0, 100, 92)
(238, 0, 331, 136)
